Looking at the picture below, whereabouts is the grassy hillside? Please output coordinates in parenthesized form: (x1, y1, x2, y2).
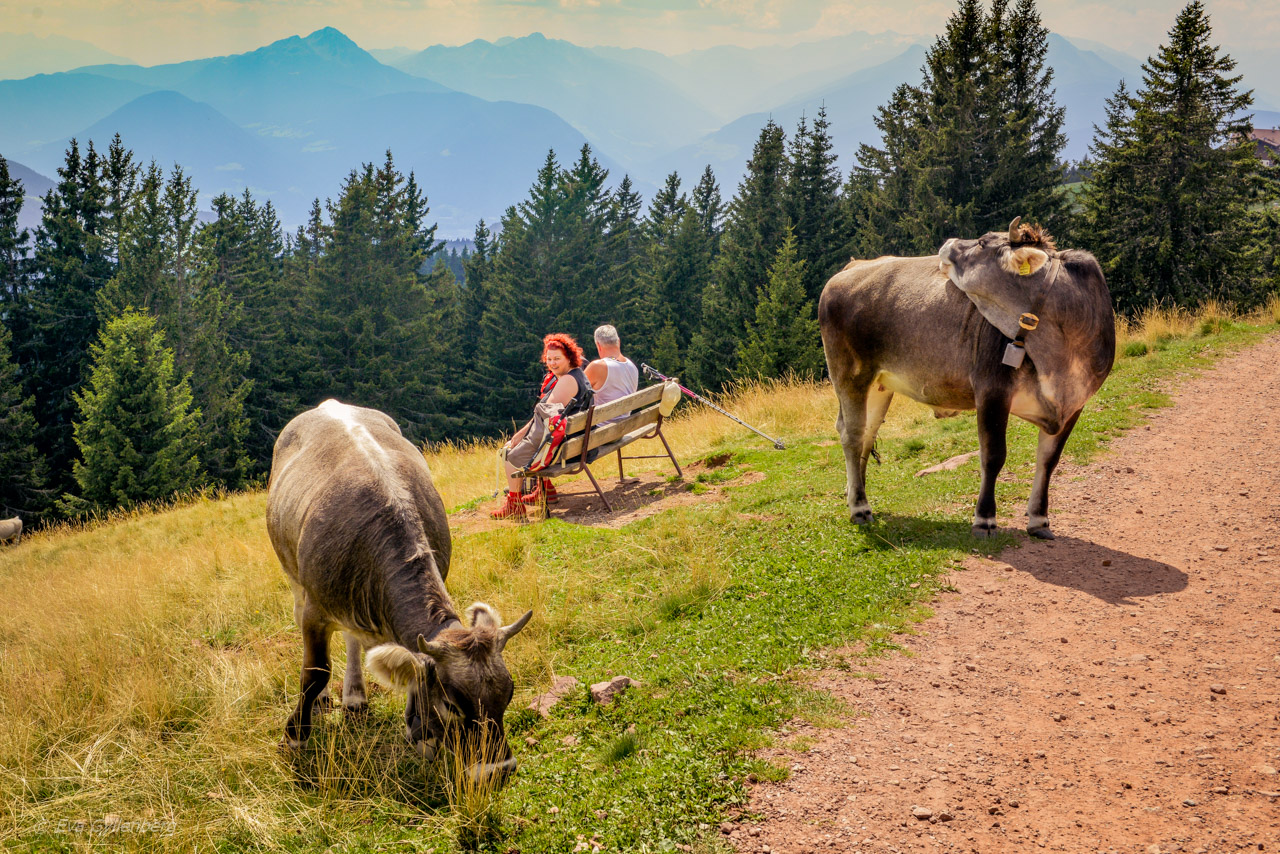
(2, 301, 1277, 852)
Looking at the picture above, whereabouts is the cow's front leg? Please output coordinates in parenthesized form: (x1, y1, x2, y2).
(1026, 410, 1081, 539)
(833, 379, 874, 523)
(284, 620, 332, 749)
(341, 632, 368, 715)
(973, 395, 1010, 537)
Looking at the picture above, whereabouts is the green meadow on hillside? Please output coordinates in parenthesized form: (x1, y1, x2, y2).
(1, 303, 1277, 853)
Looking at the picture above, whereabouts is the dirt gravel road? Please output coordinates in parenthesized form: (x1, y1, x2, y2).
(735, 335, 1280, 854)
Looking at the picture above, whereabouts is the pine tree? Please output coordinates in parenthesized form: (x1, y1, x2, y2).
(460, 219, 493, 355)
(63, 309, 202, 515)
(691, 165, 725, 247)
(23, 139, 114, 493)
(556, 144, 613, 337)
(1079, 1, 1270, 310)
(101, 133, 138, 266)
(97, 162, 167, 316)
(474, 147, 620, 430)
(984, 0, 1070, 227)
(199, 191, 296, 473)
(101, 166, 253, 487)
(785, 108, 844, 303)
(736, 227, 824, 380)
(0, 319, 49, 518)
(604, 174, 647, 353)
(302, 153, 461, 441)
(651, 321, 682, 378)
(475, 153, 568, 430)
(689, 120, 789, 389)
(0, 156, 29, 311)
(850, 0, 1069, 256)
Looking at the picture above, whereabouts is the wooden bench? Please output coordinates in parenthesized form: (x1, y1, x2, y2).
(514, 382, 683, 512)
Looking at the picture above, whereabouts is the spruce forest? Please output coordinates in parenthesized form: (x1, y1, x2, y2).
(1, 0, 1276, 523)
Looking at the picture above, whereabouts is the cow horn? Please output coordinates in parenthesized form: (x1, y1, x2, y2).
(1008, 216, 1022, 242)
(497, 609, 534, 651)
(417, 634, 458, 664)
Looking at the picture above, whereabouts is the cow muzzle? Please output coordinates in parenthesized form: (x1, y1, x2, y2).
(466, 756, 517, 787)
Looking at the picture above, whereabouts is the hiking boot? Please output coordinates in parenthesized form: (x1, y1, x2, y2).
(490, 491, 526, 520)
(522, 479, 559, 505)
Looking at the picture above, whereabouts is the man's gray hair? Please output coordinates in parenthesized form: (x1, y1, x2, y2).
(594, 324, 620, 346)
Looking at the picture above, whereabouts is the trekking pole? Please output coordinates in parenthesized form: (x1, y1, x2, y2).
(641, 363, 786, 450)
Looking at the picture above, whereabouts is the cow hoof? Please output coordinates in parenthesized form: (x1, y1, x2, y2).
(279, 735, 306, 754)
(1027, 526, 1055, 540)
(971, 524, 996, 538)
(850, 507, 874, 525)
(343, 701, 369, 717)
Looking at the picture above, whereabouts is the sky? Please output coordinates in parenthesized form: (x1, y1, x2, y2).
(0, 0, 1275, 66)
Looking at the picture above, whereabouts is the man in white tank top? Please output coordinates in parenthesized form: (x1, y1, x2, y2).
(584, 324, 639, 407)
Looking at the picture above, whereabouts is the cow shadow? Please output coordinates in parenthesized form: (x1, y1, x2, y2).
(856, 513, 1186, 606)
(997, 534, 1187, 605)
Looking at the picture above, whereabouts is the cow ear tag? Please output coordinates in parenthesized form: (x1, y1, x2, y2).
(1002, 341, 1026, 368)
(1018, 259, 1032, 275)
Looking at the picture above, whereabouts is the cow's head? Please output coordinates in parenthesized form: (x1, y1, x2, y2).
(938, 217, 1058, 340)
(366, 603, 533, 786)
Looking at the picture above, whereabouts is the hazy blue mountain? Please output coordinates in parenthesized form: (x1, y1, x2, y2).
(74, 28, 452, 129)
(1061, 37, 1144, 82)
(1047, 33, 1142, 162)
(368, 47, 418, 65)
(0, 33, 133, 81)
(24, 82, 603, 236)
(0, 73, 155, 156)
(0, 155, 55, 233)
(595, 30, 924, 123)
(391, 33, 712, 167)
(27, 91, 294, 203)
(650, 45, 928, 195)
(286, 90, 616, 234)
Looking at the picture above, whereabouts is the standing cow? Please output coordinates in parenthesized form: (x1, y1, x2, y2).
(819, 219, 1114, 539)
(267, 400, 532, 784)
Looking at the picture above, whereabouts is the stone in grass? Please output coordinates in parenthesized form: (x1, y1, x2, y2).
(915, 451, 979, 477)
(528, 676, 580, 717)
(590, 675, 640, 705)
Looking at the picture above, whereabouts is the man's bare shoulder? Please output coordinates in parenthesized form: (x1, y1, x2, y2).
(584, 359, 608, 389)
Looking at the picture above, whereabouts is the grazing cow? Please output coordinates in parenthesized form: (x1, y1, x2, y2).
(0, 517, 21, 545)
(266, 400, 532, 784)
(819, 219, 1115, 539)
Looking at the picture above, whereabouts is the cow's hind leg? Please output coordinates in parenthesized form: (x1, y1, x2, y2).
(832, 375, 877, 523)
(973, 394, 1011, 537)
(284, 617, 332, 750)
(341, 632, 368, 715)
(1026, 410, 1082, 540)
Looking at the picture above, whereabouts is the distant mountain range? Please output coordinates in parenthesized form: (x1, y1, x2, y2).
(0, 33, 133, 80)
(2, 26, 1276, 238)
(1, 29, 597, 235)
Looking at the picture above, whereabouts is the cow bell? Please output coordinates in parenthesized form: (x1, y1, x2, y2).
(1002, 341, 1027, 368)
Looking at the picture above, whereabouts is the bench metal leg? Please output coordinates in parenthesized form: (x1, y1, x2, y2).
(583, 463, 613, 513)
(657, 428, 683, 479)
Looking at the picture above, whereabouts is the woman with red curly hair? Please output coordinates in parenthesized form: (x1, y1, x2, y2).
(492, 333, 593, 519)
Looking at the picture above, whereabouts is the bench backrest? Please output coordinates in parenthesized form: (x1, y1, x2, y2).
(555, 383, 670, 463)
